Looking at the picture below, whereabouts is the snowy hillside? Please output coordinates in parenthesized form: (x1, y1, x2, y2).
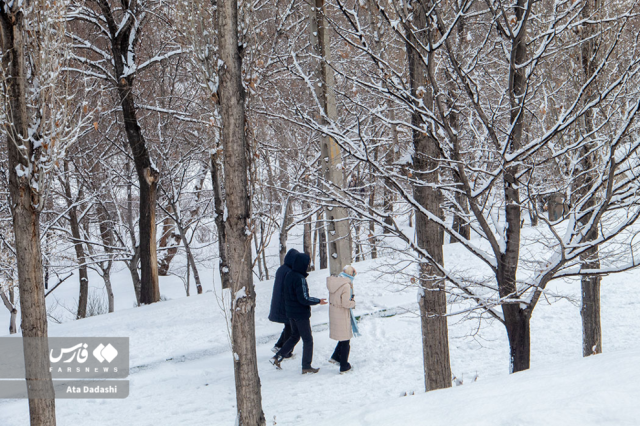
(322, 349, 640, 426)
(1, 238, 640, 426)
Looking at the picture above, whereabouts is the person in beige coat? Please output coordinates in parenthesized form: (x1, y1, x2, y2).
(327, 265, 358, 373)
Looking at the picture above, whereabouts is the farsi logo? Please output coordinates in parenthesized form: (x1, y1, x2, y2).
(50, 343, 89, 364)
(93, 343, 118, 363)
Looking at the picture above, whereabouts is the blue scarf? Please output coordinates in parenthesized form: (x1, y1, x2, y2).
(339, 272, 360, 338)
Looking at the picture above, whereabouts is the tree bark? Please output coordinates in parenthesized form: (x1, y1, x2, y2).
(125, 166, 142, 303)
(0, 5, 56, 423)
(278, 197, 293, 265)
(174, 216, 203, 294)
(310, 0, 352, 275)
(303, 202, 313, 269)
(0, 287, 17, 334)
(218, 0, 266, 423)
(211, 150, 231, 290)
(260, 221, 269, 280)
(578, 0, 602, 358)
(500, 0, 529, 373)
(405, 1, 452, 391)
(62, 161, 90, 319)
(158, 205, 181, 276)
(368, 165, 378, 259)
(317, 210, 328, 269)
(97, 1, 160, 304)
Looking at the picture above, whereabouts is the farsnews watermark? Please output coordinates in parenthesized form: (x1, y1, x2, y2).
(0, 337, 129, 399)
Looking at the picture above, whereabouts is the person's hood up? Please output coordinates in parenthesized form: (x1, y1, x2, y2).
(326, 276, 351, 294)
(291, 252, 311, 275)
(284, 249, 299, 268)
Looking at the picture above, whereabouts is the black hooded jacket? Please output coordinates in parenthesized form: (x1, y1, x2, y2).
(268, 249, 298, 323)
(283, 253, 320, 320)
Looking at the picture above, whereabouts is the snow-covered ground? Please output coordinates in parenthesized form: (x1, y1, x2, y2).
(1, 226, 640, 425)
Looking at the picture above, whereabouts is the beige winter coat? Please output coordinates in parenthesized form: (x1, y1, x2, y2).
(327, 276, 356, 341)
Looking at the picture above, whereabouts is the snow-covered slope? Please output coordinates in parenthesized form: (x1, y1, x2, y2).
(1, 240, 640, 425)
(321, 348, 640, 426)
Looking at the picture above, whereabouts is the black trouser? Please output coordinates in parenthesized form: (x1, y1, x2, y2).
(277, 318, 313, 369)
(331, 340, 351, 371)
(274, 321, 292, 349)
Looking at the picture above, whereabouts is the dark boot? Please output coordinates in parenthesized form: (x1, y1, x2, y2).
(270, 355, 283, 370)
(302, 367, 320, 374)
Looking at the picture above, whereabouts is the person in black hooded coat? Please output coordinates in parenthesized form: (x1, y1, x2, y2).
(269, 248, 298, 355)
(270, 252, 327, 374)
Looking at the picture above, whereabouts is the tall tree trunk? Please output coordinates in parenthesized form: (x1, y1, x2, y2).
(405, 1, 452, 391)
(500, 0, 529, 373)
(102, 268, 114, 313)
(368, 167, 378, 259)
(0, 5, 56, 423)
(278, 197, 293, 265)
(578, 0, 602, 357)
(125, 166, 142, 303)
(253, 228, 264, 280)
(1, 286, 18, 334)
(97, 0, 160, 305)
(158, 205, 181, 276)
(211, 150, 231, 290)
(317, 210, 328, 269)
(310, 0, 352, 275)
(447, 15, 470, 244)
(354, 221, 362, 262)
(303, 202, 313, 268)
(218, 0, 266, 423)
(366, 0, 395, 233)
(383, 109, 397, 233)
(174, 217, 203, 294)
(260, 221, 269, 280)
(62, 162, 90, 319)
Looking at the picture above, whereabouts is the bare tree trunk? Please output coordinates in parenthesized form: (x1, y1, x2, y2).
(1, 6, 56, 422)
(260, 222, 269, 280)
(383, 110, 397, 233)
(405, 1, 452, 392)
(125, 167, 142, 303)
(278, 197, 293, 264)
(579, 0, 602, 358)
(1, 287, 17, 334)
(450, 186, 470, 242)
(62, 162, 90, 319)
(96, 1, 160, 305)
(100, 268, 113, 313)
(317, 210, 328, 269)
(500, 0, 530, 373)
(368, 172, 378, 259)
(211, 150, 231, 290)
(303, 202, 313, 267)
(253, 228, 264, 280)
(366, 0, 395, 233)
(446, 15, 470, 244)
(174, 218, 203, 294)
(97, 205, 115, 313)
(218, 0, 266, 422)
(158, 205, 181, 276)
(354, 221, 362, 262)
(127, 252, 142, 305)
(310, 0, 352, 275)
